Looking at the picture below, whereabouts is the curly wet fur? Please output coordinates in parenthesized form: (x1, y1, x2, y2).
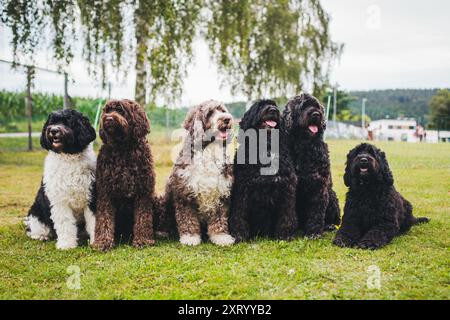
(229, 99, 297, 241)
(333, 143, 429, 249)
(93, 99, 156, 251)
(26, 109, 96, 249)
(283, 93, 341, 238)
(162, 100, 235, 246)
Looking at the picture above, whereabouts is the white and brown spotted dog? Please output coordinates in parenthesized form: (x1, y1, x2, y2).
(162, 100, 235, 246)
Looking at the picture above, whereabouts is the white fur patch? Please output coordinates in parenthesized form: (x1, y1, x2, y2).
(43, 143, 96, 249)
(209, 233, 235, 246)
(180, 234, 202, 246)
(180, 142, 232, 214)
(25, 216, 51, 241)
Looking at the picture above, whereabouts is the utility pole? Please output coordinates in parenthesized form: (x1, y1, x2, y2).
(108, 82, 112, 100)
(326, 95, 331, 123)
(26, 66, 34, 151)
(333, 84, 338, 124)
(362, 98, 367, 129)
(63, 72, 69, 110)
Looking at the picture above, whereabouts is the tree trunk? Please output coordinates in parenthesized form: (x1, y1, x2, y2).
(134, 4, 148, 108)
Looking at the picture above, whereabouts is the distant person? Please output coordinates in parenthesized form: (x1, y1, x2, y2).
(416, 125, 425, 142)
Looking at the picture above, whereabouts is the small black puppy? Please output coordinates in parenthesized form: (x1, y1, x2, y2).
(229, 99, 297, 241)
(26, 109, 96, 249)
(334, 143, 429, 250)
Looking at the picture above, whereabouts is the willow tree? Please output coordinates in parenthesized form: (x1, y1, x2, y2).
(78, 0, 203, 106)
(206, 0, 341, 101)
(0, 0, 203, 107)
(0, 0, 77, 67)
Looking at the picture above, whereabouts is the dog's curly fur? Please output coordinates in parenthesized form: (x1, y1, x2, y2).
(283, 93, 341, 238)
(26, 109, 96, 249)
(229, 99, 297, 241)
(333, 143, 429, 249)
(162, 100, 235, 246)
(93, 99, 156, 251)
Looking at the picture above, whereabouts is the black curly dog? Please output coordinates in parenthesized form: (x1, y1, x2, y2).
(282, 94, 340, 238)
(333, 143, 429, 249)
(229, 99, 297, 241)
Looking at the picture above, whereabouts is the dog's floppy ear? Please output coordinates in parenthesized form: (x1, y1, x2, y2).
(282, 94, 307, 133)
(343, 145, 360, 187)
(378, 150, 394, 186)
(40, 113, 52, 150)
(129, 100, 150, 139)
(281, 103, 294, 134)
(76, 114, 96, 147)
(98, 108, 108, 143)
(240, 101, 259, 130)
(183, 105, 205, 141)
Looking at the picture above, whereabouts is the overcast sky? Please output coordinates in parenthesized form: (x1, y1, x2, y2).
(0, 0, 449, 106)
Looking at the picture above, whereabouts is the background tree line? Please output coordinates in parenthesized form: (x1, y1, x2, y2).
(1, 88, 449, 133)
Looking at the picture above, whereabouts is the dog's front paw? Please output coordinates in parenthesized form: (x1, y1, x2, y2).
(179, 234, 201, 246)
(333, 236, 353, 248)
(304, 232, 323, 240)
(209, 233, 235, 246)
(132, 238, 155, 248)
(324, 224, 338, 232)
(92, 239, 115, 252)
(56, 240, 78, 250)
(357, 239, 382, 250)
(274, 229, 296, 241)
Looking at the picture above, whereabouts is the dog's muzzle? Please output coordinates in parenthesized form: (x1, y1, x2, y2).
(216, 114, 233, 140)
(47, 125, 66, 149)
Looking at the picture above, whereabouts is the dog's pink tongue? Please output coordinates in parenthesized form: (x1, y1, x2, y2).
(265, 120, 277, 128)
(219, 131, 228, 139)
(308, 125, 318, 134)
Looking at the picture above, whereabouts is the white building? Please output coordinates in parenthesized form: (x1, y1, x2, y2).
(368, 119, 417, 142)
(368, 118, 450, 143)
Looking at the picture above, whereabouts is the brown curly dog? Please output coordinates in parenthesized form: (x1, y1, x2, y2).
(93, 99, 156, 251)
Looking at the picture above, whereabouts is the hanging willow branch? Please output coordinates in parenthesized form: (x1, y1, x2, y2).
(0, 0, 77, 68)
(206, 0, 342, 100)
(0, 0, 340, 104)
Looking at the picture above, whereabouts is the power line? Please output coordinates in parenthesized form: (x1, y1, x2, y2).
(0, 58, 62, 75)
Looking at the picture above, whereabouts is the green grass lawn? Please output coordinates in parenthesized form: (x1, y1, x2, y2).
(0, 137, 449, 299)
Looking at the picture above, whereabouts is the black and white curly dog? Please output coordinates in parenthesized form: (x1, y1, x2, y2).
(283, 93, 340, 238)
(229, 99, 297, 241)
(333, 143, 429, 249)
(25, 109, 97, 249)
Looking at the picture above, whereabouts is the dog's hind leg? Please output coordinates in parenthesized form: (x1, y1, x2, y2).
(26, 183, 54, 241)
(356, 210, 399, 250)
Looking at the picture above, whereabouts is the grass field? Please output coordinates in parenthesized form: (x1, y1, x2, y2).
(0, 135, 449, 299)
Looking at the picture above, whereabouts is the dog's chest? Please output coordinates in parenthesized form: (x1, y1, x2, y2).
(181, 144, 232, 213)
(43, 148, 95, 212)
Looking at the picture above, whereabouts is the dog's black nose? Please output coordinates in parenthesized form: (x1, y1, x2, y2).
(50, 127, 59, 135)
(360, 157, 368, 164)
(223, 118, 230, 124)
(312, 111, 320, 118)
